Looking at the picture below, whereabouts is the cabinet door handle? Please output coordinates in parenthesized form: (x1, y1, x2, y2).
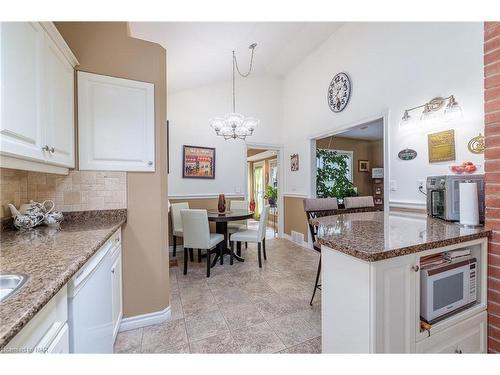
(42, 145, 50, 152)
(111, 268, 115, 274)
(49, 146, 55, 153)
(411, 265, 420, 272)
(148, 161, 153, 166)
(455, 348, 463, 354)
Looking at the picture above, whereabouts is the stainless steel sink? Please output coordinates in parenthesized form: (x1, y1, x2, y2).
(0, 274, 28, 303)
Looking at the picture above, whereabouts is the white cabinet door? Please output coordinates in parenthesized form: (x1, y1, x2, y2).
(0, 22, 46, 162)
(416, 311, 487, 353)
(111, 246, 123, 341)
(372, 253, 418, 353)
(45, 323, 69, 353)
(43, 33, 75, 168)
(78, 71, 155, 171)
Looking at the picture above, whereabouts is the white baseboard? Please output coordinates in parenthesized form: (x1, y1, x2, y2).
(119, 305, 171, 332)
(282, 233, 312, 250)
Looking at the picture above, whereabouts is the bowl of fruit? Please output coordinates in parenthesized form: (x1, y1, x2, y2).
(450, 161, 480, 174)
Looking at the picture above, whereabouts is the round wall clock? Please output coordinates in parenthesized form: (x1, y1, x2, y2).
(327, 72, 351, 113)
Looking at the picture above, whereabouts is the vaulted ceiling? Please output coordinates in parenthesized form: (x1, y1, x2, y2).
(128, 22, 343, 93)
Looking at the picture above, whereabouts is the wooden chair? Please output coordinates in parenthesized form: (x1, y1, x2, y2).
(303, 198, 339, 306)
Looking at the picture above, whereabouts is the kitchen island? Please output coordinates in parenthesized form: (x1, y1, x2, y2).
(314, 210, 490, 353)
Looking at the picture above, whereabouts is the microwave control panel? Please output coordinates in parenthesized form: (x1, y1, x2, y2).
(469, 262, 477, 302)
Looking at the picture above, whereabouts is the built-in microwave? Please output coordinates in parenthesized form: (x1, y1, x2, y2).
(420, 257, 477, 324)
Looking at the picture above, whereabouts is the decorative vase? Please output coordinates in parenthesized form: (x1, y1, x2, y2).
(249, 199, 256, 212)
(217, 194, 226, 213)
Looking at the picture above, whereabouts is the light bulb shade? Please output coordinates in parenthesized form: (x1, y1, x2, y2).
(209, 112, 260, 140)
(444, 97, 463, 122)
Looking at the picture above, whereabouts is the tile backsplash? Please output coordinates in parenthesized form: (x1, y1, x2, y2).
(0, 168, 127, 219)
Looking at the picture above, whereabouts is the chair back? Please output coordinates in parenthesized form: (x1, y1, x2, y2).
(180, 209, 211, 249)
(258, 205, 270, 241)
(303, 198, 338, 251)
(343, 196, 374, 209)
(171, 202, 189, 233)
(230, 200, 248, 211)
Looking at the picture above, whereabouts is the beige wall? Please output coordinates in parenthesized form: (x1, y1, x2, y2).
(55, 22, 169, 318)
(316, 136, 383, 196)
(0, 168, 126, 219)
(284, 196, 308, 241)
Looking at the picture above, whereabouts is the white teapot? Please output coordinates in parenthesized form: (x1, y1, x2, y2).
(8, 200, 57, 230)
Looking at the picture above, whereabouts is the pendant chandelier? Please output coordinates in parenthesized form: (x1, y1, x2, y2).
(209, 43, 259, 140)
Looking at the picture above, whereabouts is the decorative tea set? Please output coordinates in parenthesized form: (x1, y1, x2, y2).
(8, 200, 64, 230)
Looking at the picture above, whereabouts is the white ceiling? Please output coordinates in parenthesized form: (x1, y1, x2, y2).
(337, 118, 384, 140)
(128, 22, 343, 93)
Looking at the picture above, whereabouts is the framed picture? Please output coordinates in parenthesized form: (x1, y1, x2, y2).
(375, 186, 382, 195)
(374, 197, 383, 205)
(183, 145, 216, 179)
(358, 160, 370, 172)
(428, 129, 456, 163)
(290, 154, 299, 171)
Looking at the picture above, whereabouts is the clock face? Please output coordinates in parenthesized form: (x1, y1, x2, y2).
(327, 72, 351, 113)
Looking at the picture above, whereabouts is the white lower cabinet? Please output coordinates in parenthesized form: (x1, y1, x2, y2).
(416, 311, 487, 353)
(110, 230, 123, 342)
(5, 286, 69, 353)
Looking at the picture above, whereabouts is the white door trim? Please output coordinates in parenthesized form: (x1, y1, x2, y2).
(308, 109, 390, 214)
(245, 141, 284, 238)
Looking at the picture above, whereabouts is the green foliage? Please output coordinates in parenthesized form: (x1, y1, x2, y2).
(264, 185, 278, 203)
(316, 149, 357, 199)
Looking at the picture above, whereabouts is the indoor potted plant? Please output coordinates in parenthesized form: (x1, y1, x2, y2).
(264, 185, 278, 206)
(316, 149, 357, 202)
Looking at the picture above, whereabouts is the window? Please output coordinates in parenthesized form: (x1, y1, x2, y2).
(316, 149, 353, 183)
(269, 159, 278, 188)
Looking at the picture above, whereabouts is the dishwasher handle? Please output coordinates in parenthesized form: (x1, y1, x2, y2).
(73, 241, 113, 288)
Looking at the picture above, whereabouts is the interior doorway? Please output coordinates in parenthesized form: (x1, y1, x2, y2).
(310, 114, 388, 211)
(246, 146, 282, 239)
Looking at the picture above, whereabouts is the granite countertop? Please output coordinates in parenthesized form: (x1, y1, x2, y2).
(312, 211, 490, 262)
(0, 209, 127, 349)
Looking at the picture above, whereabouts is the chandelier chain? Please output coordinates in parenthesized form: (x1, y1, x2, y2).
(232, 45, 256, 112)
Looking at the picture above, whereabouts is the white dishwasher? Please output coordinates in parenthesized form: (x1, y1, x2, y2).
(68, 238, 114, 353)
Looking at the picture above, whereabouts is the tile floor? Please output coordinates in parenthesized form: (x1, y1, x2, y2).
(114, 238, 321, 354)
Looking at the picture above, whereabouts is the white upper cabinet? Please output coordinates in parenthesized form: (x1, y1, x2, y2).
(78, 72, 155, 172)
(44, 31, 75, 167)
(0, 22, 77, 170)
(0, 22, 45, 161)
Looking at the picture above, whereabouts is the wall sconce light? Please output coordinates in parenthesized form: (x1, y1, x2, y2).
(400, 95, 463, 126)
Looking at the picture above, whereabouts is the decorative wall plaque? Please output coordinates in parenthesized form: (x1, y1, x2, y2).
(467, 133, 485, 154)
(428, 129, 456, 163)
(398, 148, 417, 161)
(290, 154, 299, 171)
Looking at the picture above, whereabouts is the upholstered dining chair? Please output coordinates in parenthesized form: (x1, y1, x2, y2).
(230, 205, 270, 268)
(343, 196, 375, 209)
(303, 197, 339, 306)
(170, 202, 189, 258)
(228, 200, 249, 248)
(180, 209, 224, 278)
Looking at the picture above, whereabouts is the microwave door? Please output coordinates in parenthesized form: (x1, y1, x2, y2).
(426, 264, 470, 322)
(429, 190, 445, 218)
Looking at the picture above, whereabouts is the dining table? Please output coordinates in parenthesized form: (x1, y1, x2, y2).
(207, 209, 254, 267)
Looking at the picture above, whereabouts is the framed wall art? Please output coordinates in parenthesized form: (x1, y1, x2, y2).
(428, 129, 455, 163)
(290, 154, 299, 171)
(183, 145, 216, 179)
(358, 160, 370, 172)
